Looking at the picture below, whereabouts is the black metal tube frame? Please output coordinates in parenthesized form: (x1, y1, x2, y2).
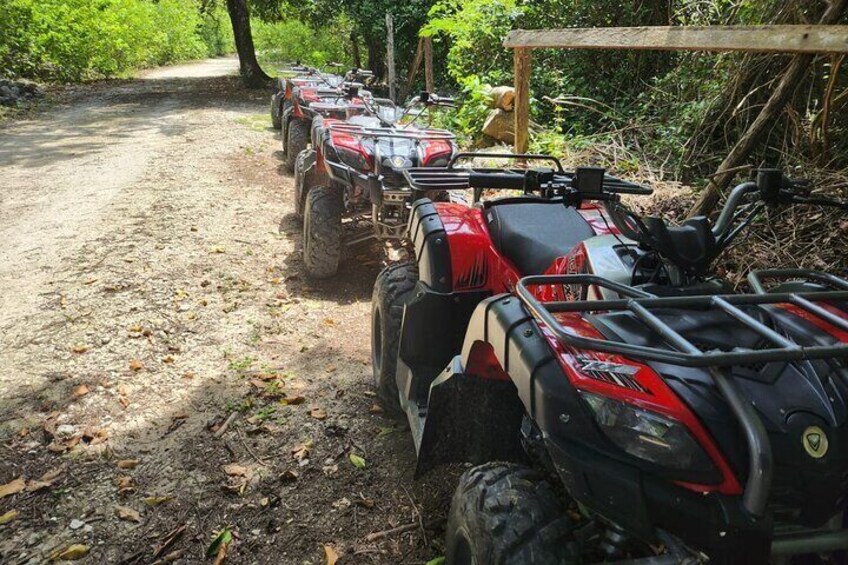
(515, 272, 848, 517)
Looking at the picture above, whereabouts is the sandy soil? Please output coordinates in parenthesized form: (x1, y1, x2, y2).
(0, 57, 454, 564)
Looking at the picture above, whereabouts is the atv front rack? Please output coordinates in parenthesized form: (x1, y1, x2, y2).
(403, 156, 651, 195)
(515, 271, 848, 518)
(516, 274, 848, 368)
(326, 123, 456, 140)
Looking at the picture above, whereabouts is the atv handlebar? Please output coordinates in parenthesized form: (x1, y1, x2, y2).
(603, 168, 848, 277)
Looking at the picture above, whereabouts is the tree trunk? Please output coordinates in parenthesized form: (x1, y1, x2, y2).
(350, 32, 362, 69)
(367, 40, 386, 81)
(226, 0, 270, 88)
(687, 0, 847, 218)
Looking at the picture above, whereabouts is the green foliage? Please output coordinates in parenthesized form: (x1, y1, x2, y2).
(252, 17, 351, 70)
(0, 0, 233, 82)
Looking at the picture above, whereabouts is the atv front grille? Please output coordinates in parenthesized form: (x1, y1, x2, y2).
(516, 270, 848, 519)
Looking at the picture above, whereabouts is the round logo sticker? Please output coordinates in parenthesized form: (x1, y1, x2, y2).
(802, 426, 828, 459)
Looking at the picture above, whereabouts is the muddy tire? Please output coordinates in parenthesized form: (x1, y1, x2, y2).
(270, 96, 282, 129)
(292, 149, 314, 219)
(371, 261, 418, 412)
(446, 462, 577, 565)
(302, 185, 343, 279)
(286, 118, 310, 173)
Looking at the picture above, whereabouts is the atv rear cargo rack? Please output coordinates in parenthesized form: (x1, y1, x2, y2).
(516, 271, 848, 518)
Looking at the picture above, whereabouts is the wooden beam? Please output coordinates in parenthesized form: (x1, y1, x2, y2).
(424, 37, 434, 92)
(399, 37, 424, 103)
(513, 48, 531, 153)
(504, 25, 848, 54)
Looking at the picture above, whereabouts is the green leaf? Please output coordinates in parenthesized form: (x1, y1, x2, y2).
(206, 527, 233, 559)
(426, 558, 446, 565)
(349, 453, 366, 469)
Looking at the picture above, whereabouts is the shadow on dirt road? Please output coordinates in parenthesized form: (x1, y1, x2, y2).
(0, 57, 455, 564)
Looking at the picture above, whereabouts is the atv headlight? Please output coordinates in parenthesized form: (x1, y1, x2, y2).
(580, 391, 715, 472)
(336, 147, 371, 172)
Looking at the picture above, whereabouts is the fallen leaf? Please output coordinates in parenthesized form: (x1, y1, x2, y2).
(377, 426, 396, 437)
(115, 505, 141, 522)
(368, 404, 384, 414)
(310, 407, 327, 420)
(355, 496, 376, 509)
(25, 480, 52, 493)
(206, 527, 233, 563)
(222, 464, 249, 477)
(280, 395, 305, 406)
(324, 545, 339, 565)
(162, 355, 175, 364)
(117, 459, 139, 470)
(0, 478, 25, 498)
(56, 544, 89, 560)
(71, 344, 88, 354)
(291, 440, 312, 461)
(349, 453, 366, 469)
(40, 468, 63, 482)
(0, 510, 19, 524)
(209, 246, 226, 254)
(323, 318, 336, 326)
(72, 384, 90, 398)
(279, 469, 299, 483)
(115, 475, 135, 495)
(129, 359, 144, 372)
(118, 396, 130, 409)
(143, 495, 173, 506)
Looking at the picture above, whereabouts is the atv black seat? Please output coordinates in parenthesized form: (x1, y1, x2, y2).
(485, 200, 594, 275)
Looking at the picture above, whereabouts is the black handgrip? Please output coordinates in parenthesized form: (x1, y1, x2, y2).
(468, 172, 526, 190)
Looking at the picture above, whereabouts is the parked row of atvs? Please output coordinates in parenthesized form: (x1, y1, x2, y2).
(270, 63, 848, 564)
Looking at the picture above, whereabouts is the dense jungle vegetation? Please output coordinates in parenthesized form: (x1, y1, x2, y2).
(3, 0, 848, 190)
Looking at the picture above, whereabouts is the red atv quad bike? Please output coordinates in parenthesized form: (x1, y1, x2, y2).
(294, 91, 459, 279)
(371, 157, 848, 564)
(270, 63, 342, 131)
(280, 68, 375, 172)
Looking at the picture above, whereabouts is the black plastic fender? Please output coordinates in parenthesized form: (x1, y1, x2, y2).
(408, 199, 452, 293)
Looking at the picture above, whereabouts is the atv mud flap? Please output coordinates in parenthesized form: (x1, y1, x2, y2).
(409, 356, 525, 477)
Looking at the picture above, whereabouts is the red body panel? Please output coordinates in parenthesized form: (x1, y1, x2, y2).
(420, 139, 454, 165)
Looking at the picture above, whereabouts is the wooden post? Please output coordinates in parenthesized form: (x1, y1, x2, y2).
(399, 38, 424, 103)
(386, 13, 396, 101)
(513, 48, 532, 154)
(424, 36, 434, 92)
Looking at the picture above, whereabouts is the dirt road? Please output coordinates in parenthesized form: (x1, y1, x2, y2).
(0, 58, 453, 564)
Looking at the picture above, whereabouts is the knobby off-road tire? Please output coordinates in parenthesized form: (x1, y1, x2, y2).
(371, 261, 418, 412)
(446, 462, 578, 565)
(302, 185, 343, 279)
(270, 96, 282, 129)
(286, 118, 310, 173)
(292, 149, 313, 219)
